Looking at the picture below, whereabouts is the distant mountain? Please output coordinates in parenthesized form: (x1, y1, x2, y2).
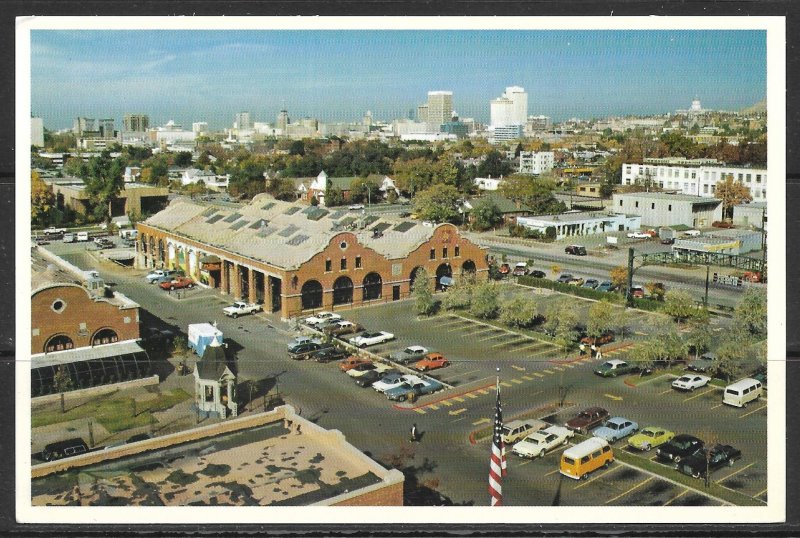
(740, 100, 766, 114)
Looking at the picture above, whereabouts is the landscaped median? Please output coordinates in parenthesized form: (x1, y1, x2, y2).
(516, 275, 664, 312)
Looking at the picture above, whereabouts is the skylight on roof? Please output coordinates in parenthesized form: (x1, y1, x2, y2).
(286, 234, 310, 246)
(283, 206, 301, 215)
(256, 227, 277, 238)
(230, 220, 249, 230)
(277, 224, 299, 237)
(222, 212, 242, 223)
(393, 221, 416, 233)
(206, 214, 224, 224)
(249, 219, 268, 230)
(201, 207, 218, 217)
(261, 202, 276, 211)
(371, 222, 392, 233)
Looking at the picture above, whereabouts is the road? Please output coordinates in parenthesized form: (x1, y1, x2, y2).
(40, 242, 766, 506)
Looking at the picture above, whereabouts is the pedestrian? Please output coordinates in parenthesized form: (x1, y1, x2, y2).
(410, 423, 418, 443)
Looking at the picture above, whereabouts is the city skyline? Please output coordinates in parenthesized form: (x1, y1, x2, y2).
(31, 30, 766, 131)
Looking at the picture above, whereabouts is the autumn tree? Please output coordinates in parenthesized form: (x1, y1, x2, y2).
(609, 266, 629, 290)
(714, 176, 753, 221)
(31, 171, 55, 227)
(413, 184, 460, 223)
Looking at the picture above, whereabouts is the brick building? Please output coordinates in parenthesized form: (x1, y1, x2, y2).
(31, 247, 148, 396)
(136, 194, 489, 320)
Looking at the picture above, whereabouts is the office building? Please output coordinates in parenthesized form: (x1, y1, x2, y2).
(192, 122, 209, 134)
(123, 114, 150, 132)
(277, 109, 290, 131)
(425, 91, 453, 132)
(31, 117, 44, 147)
(490, 86, 527, 128)
(98, 118, 115, 139)
(235, 112, 252, 130)
(416, 104, 429, 124)
(526, 115, 552, 132)
(73, 117, 98, 136)
(516, 211, 641, 241)
(621, 163, 768, 200)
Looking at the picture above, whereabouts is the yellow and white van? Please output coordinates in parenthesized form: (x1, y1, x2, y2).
(559, 437, 613, 480)
(722, 378, 763, 408)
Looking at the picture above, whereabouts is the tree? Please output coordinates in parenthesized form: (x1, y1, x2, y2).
(645, 282, 666, 302)
(470, 198, 503, 231)
(714, 176, 753, 221)
(413, 184, 460, 223)
(614, 308, 632, 340)
(734, 288, 767, 338)
(441, 281, 473, 311)
(53, 365, 74, 395)
(173, 151, 193, 168)
(609, 266, 629, 290)
(544, 298, 580, 355)
(662, 289, 698, 324)
(325, 186, 345, 207)
(499, 296, 539, 328)
(586, 300, 615, 338)
(550, 264, 561, 278)
(349, 176, 380, 204)
(412, 268, 436, 316)
(469, 282, 500, 319)
(477, 150, 512, 178)
(715, 335, 749, 382)
(686, 322, 713, 360)
(31, 171, 55, 227)
(629, 340, 661, 373)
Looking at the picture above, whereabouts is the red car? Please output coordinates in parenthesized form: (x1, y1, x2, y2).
(413, 352, 450, 372)
(159, 276, 194, 291)
(339, 356, 372, 372)
(581, 333, 614, 346)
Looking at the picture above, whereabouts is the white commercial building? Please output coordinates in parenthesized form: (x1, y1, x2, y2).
(490, 125, 524, 143)
(31, 117, 44, 147)
(621, 163, 768, 200)
(517, 211, 641, 240)
(490, 86, 527, 128)
(519, 151, 555, 175)
(474, 177, 504, 191)
(192, 122, 209, 134)
(612, 192, 722, 228)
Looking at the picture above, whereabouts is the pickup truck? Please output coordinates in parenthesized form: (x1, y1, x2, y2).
(223, 301, 262, 318)
(43, 227, 66, 235)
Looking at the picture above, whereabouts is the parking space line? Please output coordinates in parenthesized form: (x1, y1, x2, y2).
(563, 363, 575, 369)
(439, 400, 453, 407)
(710, 403, 723, 410)
(542, 370, 554, 375)
(754, 487, 768, 499)
(575, 467, 617, 489)
(718, 462, 755, 483)
(452, 397, 465, 403)
(522, 376, 534, 381)
(740, 404, 767, 419)
(458, 369, 482, 379)
(604, 476, 654, 504)
(534, 372, 545, 378)
(492, 339, 527, 348)
(552, 366, 564, 372)
(466, 393, 479, 399)
(510, 379, 523, 384)
(478, 334, 510, 342)
(427, 404, 439, 410)
(663, 488, 689, 506)
(414, 408, 426, 414)
(477, 389, 489, 395)
(500, 382, 512, 388)
(658, 389, 672, 396)
(683, 387, 716, 402)
(545, 469, 559, 477)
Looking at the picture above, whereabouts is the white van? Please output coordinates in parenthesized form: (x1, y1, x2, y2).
(119, 229, 138, 240)
(76, 231, 89, 242)
(722, 378, 763, 408)
(62, 233, 75, 243)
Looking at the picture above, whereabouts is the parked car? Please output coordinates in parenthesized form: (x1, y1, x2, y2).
(567, 277, 585, 286)
(628, 426, 675, 451)
(385, 378, 443, 401)
(346, 362, 393, 378)
(661, 237, 675, 245)
(349, 331, 394, 348)
(43, 226, 66, 236)
(594, 359, 635, 378)
(512, 426, 575, 458)
(372, 373, 419, 393)
(498, 263, 511, 276)
(62, 233, 75, 243)
(353, 369, 384, 388)
(630, 286, 645, 298)
(126, 433, 151, 444)
(528, 269, 546, 278)
(288, 335, 321, 349)
(501, 419, 548, 445)
(141, 327, 175, 347)
(512, 262, 528, 276)
(596, 281, 615, 292)
(677, 444, 742, 479)
(557, 274, 575, 284)
(686, 353, 717, 373)
(389, 345, 429, 365)
(41, 438, 89, 462)
(145, 269, 171, 283)
(312, 346, 348, 363)
(288, 341, 325, 360)
(566, 407, 610, 434)
(303, 311, 342, 327)
(159, 276, 195, 291)
(684, 229, 702, 237)
(656, 434, 705, 464)
(348, 204, 365, 210)
(627, 231, 651, 239)
(339, 356, 373, 372)
(581, 279, 599, 289)
(565, 245, 587, 256)
(398, 211, 412, 218)
(672, 374, 711, 392)
(593, 417, 639, 443)
(413, 352, 450, 372)
(324, 320, 363, 336)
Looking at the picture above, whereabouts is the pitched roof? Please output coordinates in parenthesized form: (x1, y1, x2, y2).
(196, 343, 233, 380)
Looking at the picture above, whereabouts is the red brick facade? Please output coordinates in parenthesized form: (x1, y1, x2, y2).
(31, 284, 140, 355)
(136, 222, 488, 320)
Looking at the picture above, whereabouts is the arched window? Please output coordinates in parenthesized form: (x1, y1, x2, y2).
(140, 234, 148, 254)
(301, 280, 323, 310)
(436, 263, 453, 291)
(157, 239, 165, 264)
(461, 259, 477, 274)
(332, 276, 354, 306)
(362, 272, 383, 301)
(92, 328, 119, 346)
(44, 334, 74, 353)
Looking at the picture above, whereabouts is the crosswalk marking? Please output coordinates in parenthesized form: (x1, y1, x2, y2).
(427, 404, 439, 410)
(414, 408, 426, 414)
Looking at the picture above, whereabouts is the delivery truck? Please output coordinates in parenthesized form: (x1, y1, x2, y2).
(187, 322, 224, 356)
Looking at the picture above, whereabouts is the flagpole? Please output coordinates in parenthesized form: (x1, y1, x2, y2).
(489, 367, 506, 506)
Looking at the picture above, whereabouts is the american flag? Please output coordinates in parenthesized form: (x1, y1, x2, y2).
(489, 377, 507, 506)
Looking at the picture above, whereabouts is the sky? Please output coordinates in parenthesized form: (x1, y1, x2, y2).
(30, 30, 767, 131)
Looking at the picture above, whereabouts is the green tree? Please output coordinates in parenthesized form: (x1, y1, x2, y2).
(173, 151, 193, 168)
(544, 298, 580, 355)
(413, 184, 460, 223)
(714, 176, 753, 220)
(325, 186, 345, 207)
(477, 150, 512, 178)
(349, 176, 380, 204)
(629, 340, 661, 372)
(499, 296, 539, 328)
(686, 322, 713, 360)
(715, 335, 749, 382)
(734, 288, 767, 338)
(441, 281, 473, 311)
(469, 282, 500, 319)
(586, 300, 615, 338)
(53, 365, 74, 394)
(412, 268, 436, 316)
(470, 198, 503, 231)
(662, 289, 698, 324)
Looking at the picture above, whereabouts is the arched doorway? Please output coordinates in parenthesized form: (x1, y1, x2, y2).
(461, 259, 476, 275)
(436, 263, 453, 291)
(92, 328, 119, 346)
(44, 334, 74, 353)
(362, 272, 383, 301)
(409, 266, 423, 289)
(301, 280, 324, 310)
(157, 239, 165, 265)
(140, 233, 148, 254)
(332, 276, 354, 306)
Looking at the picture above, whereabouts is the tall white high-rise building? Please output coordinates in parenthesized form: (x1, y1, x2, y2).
(426, 91, 453, 132)
(277, 109, 290, 131)
(31, 117, 44, 147)
(192, 122, 209, 134)
(490, 86, 528, 128)
(234, 112, 252, 130)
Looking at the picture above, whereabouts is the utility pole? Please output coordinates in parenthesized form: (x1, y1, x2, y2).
(704, 265, 710, 307)
(626, 247, 634, 306)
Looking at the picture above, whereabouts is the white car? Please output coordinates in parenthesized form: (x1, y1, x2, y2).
(372, 373, 421, 393)
(145, 269, 167, 283)
(512, 426, 575, 458)
(348, 204, 365, 210)
(672, 374, 711, 392)
(346, 362, 393, 378)
(303, 311, 341, 327)
(627, 231, 651, 239)
(349, 331, 394, 347)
